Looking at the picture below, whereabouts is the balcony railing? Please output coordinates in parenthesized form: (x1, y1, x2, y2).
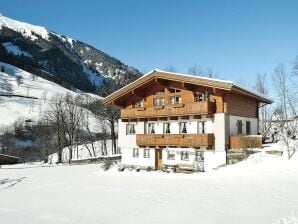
(136, 134, 214, 148)
(229, 135, 262, 149)
(121, 101, 215, 119)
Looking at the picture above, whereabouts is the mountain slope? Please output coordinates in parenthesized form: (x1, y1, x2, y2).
(0, 13, 142, 94)
(0, 62, 99, 128)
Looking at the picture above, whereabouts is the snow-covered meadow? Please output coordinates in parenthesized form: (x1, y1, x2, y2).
(0, 62, 100, 130)
(0, 141, 298, 224)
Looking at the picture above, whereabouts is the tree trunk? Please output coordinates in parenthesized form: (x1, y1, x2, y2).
(110, 120, 117, 155)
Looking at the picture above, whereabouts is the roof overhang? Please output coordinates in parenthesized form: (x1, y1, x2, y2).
(103, 69, 273, 106)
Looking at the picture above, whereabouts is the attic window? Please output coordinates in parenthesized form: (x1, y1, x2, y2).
(154, 90, 165, 96)
(132, 99, 144, 108)
(169, 88, 181, 93)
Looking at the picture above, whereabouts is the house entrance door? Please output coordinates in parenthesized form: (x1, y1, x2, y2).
(155, 149, 163, 170)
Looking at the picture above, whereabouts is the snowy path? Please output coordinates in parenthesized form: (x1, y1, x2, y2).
(0, 152, 298, 224)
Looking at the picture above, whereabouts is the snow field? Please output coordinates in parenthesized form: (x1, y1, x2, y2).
(0, 141, 297, 224)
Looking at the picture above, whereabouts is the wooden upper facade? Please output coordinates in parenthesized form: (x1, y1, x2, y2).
(103, 69, 272, 120)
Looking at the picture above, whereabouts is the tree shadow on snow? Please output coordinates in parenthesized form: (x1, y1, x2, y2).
(0, 177, 26, 190)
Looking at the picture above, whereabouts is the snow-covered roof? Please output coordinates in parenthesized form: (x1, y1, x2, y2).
(103, 69, 273, 105)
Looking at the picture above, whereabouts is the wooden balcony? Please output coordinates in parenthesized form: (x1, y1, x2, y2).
(136, 134, 214, 148)
(229, 135, 262, 149)
(121, 101, 215, 119)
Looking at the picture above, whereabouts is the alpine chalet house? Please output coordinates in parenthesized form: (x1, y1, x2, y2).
(103, 69, 272, 171)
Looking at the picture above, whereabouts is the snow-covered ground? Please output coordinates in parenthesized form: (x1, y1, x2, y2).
(0, 62, 100, 130)
(48, 140, 115, 163)
(0, 141, 297, 224)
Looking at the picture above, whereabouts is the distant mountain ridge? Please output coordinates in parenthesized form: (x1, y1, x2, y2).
(0, 13, 142, 95)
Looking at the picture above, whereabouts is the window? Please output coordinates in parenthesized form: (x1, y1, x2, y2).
(181, 151, 189, 161)
(194, 91, 209, 102)
(179, 122, 187, 134)
(132, 99, 144, 108)
(163, 123, 171, 134)
(154, 90, 165, 96)
(133, 148, 139, 157)
(126, 124, 136, 135)
(167, 151, 175, 160)
(153, 97, 165, 106)
(237, 120, 243, 135)
(194, 93, 204, 102)
(246, 121, 251, 135)
(198, 121, 206, 134)
(148, 123, 155, 134)
(144, 149, 150, 158)
(169, 88, 181, 93)
(169, 96, 182, 104)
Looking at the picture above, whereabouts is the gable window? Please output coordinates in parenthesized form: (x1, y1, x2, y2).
(153, 97, 165, 106)
(167, 151, 175, 160)
(163, 123, 171, 134)
(194, 93, 204, 102)
(132, 99, 144, 108)
(198, 121, 206, 134)
(169, 96, 182, 104)
(194, 91, 209, 102)
(169, 88, 181, 93)
(133, 148, 139, 157)
(126, 124, 136, 135)
(237, 120, 243, 135)
(181, 151, 189, 161)
(148, 123, 155, 134)
(154, 90, 165, 96)
(144, 149, 150, 158)
(246, 121, 251, 135)
(179, 122, 187, 134)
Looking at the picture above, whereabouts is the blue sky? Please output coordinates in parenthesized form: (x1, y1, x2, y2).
(1, 0, 298, 91)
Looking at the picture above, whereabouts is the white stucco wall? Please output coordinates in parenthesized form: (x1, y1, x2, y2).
(118, 119, 144, 148)
(229, 115, 258, 136)
(162, 148, 196, 166)
(162, 148, 226, 171)
(121, 147, 155, 168)
(144, 119, 213, 134)
(213, 113, 227, 151)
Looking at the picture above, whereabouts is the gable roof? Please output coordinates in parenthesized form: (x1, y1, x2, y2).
(103, 69, 273, 105)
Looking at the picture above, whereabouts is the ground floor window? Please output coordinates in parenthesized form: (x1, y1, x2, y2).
(246, 121, 251, 135)
(181, 151, 189, 161)
(237, 120, 243, 135)
(144, 149, 150, 158)
(133, 148, 139, 157)
(167, 151, 175, 160)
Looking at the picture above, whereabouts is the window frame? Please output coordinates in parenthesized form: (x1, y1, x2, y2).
(169, 95, 182, 104)
(132, 99, 144, 108)
(126, 124, 136, 135)
(237, 120, 243, 135)
(169, 88, 181, 93)
(181, 151, 190, 161)
(179, 122, 188, 134)
(154, 90, 165, 96)
(153, 97, 165, 106)
(143, 148, 150, 158)
(133, 148, 139, 158)
(163, 122, 171, 134)
(148, 123, 155, 134)
(167, 151, 176, 160)
(246, 121, 251, 135)
(198, 121, 206, 134)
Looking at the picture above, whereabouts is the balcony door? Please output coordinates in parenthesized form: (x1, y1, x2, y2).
(155, 149, 163, 170)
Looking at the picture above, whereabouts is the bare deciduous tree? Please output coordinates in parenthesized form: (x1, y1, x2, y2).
(89, 100, 119, 155)
(254, 73, 272, 141)
(272, 64, 297, 159)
